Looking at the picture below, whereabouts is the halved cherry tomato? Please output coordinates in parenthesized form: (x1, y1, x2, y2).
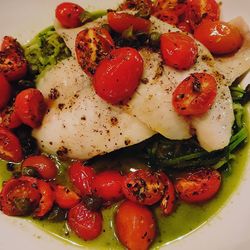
(68, 161, 95, 196)
(34, 180, 54, 218)
(0, 178, 41, 216)
(14, 88, 47, 128)
(0, 36, 27, 81)
(160, 32, 198, 70)
(0, 127, 23, 162)
(107, 12, 151, 33)
(22, 155, 57, 180)
(172, 72, 217, 116)
(186, 0, 220, 30)
(175, 168, 221, 203)
(122, 169, 165, 205)
(68, 202, 103, 241)
(115, 200, 156, 250)
(0, 105, 22, 129)
(54, 185, 80, 209)
(75, 27, 114, 76)
(92, 170, 124, 202)
(158, 172, 175, 216)
(55, 2, 84, 28)
(0, 74, 11, 110)
(194, 19, 243, 55)
(93, 47, 143, 104)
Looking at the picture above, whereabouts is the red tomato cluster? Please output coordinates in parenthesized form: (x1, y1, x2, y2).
(0, 36, 47, 162)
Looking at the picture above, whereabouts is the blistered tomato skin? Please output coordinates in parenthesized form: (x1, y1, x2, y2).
(92, 170, 124, 202)
(175, 168, 221, 203)
(68, 161, 95, 196)
(93, 47, 144, 104)
(172, 73, 217, 116)
(107, 12, 151, 33)
(0, 127, 23, 162)
(115, 200, 156, 250)
(22, 155, 58, 180)
(0, 74, 11, 110)
(0, 105, 22, 129)
(14, 88, 47, 128)
(75, 27, 114, 76)
(68, 202, 103, 241)
(160, 32, 198, 70)
(55, 2, 84, 28)
(122, 169, 165, 205)
(194, 20, 243, 55)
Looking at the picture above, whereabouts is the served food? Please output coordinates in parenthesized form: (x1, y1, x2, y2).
(0, 0, 250, 249)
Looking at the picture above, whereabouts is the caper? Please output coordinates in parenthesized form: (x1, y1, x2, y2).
(47, 205, 67, 222)
(82, 195, 103, 211)
(22, 166, 40, 178)
(149, 32, 161, 48)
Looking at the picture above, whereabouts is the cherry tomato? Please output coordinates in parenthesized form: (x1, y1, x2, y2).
(75, 27, 114, 76)
(54, 185, 80, 209)
(175, 168, 221, 203)
(0, 127, 23, 162)
(93, 47, 143, 104)
(14, 88, 47, 128)
(122, 169, 165, 205)
(160, 32, 198, 70)
(0, 105, 22, 129)
(0, 178, 41, 216)
(22, 155, 57, 180)
(115, 200, 156, 250)
(158, 172, 175, 216)
(68, 202, 103, 241)
(194, 19, 243, 55)
(92, 170, 124, 202)
(68, 161, 95, 196)
(34, 180, 54, 218)
(0, 36, 27, 81)
(186, 0, 220, 30)
(55, 2, 84, 28)
(172, 73, 217, 116)
(107, 12, 151, 33)
(0, 74, 11, 110)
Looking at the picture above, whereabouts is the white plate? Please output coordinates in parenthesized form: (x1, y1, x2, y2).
(0, 1, 250, 250)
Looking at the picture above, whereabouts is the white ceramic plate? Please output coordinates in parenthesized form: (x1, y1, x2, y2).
(0, 1, 250, 250)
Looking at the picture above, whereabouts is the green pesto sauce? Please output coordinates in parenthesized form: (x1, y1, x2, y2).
(0, 139, 249, 250)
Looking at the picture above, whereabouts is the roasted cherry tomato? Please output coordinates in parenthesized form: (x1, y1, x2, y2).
(175, 168, 221, 203)
(0, 36, 27, 81)
(68, 202, 103, 241)
(54, 185, 80, 209)
(0, 74, 11, 110)
(55, 2, 84, 28)
(0, 178, 41, 216)
(158, 172, 175, 216)
(92, 170, 124, 202)
(107, 12, 151, 33)
(172, 73, 217, 116)
(122, 169, 165, 205)
(22, 155, 57, 180)
(0, 105, 22, 129)
(115, 200, 156, 250)
(68, 161, 95, 196)
(160, 32, 198, 70)
(93, 47, 143, 104)
(75, 27, 114, 76)
(14, 88, 47, 128)
(194, 19, 243, 55)
(34, 180, 54, 218)
(186, 0, 220, 30)
(0, 127, 23, 162)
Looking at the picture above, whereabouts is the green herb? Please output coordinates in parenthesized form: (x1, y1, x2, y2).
(80, 10, 107, 24)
